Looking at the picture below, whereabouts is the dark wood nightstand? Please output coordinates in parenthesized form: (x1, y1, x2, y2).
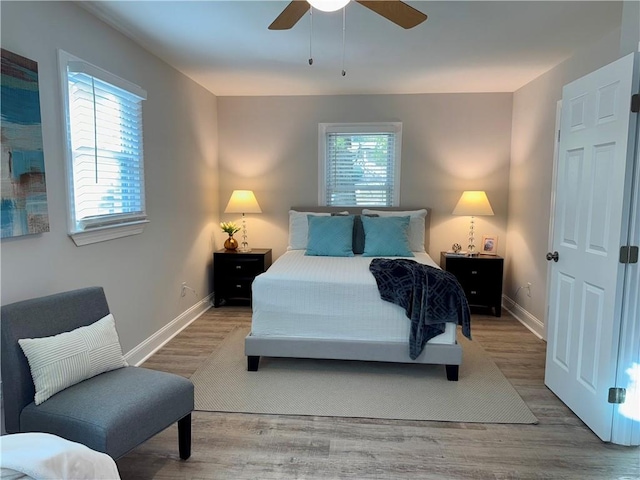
(213, 249, 272, 307)
(440, 252, 504, 317)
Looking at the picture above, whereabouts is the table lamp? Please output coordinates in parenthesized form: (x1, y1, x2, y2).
(224, 190, 262, 252)
(452, 191, 494, 256)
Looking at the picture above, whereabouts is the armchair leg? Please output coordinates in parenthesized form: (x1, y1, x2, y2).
(178, 413, 192, 460)
(445, 364, 459, 381)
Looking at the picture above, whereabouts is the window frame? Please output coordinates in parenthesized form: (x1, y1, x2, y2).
(318, 122, 402, 207)
(58, 49, 148, 246)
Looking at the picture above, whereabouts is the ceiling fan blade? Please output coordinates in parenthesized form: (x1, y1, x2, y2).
(269, 1, 311, 30)
(356, 0, 427, 29)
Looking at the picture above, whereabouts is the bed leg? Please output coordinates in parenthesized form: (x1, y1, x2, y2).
(445, 364, 459, 381)
(248, 355, 260, 372)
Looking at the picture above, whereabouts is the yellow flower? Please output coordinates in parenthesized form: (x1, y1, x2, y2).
(220, 222, 240, 235)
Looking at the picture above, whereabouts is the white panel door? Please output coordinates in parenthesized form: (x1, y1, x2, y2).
(545, 53, 637, 442)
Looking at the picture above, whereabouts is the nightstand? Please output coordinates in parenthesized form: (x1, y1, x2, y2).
(440, 252, 504, 317)
(213, 248, 272, 307)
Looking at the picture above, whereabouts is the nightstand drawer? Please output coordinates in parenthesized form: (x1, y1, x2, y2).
(455, 266, 501, 288)
(216, 257, 264, 276)
(464, 286, 495, 304)
(225, 279, 253, 296)
(464, 264, 494, 278)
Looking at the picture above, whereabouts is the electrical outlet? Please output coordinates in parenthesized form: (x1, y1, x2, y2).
(181, 282, 197, 298)
(526, 282, 532, 297)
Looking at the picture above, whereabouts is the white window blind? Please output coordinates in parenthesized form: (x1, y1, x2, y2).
(319, 123, 401, 207)
(62, 52, 147, 239)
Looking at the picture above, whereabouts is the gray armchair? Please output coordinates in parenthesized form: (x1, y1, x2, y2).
(1, 287, 194, 460)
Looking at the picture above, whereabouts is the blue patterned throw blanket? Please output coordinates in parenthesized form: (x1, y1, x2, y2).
(369, 258, 471, 359)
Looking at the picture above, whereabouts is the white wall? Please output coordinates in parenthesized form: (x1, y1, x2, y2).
(0, 2, 220, 355)
(620, 1, 640, 56)
(506, 25, 628, 329)
(217, 93, 513, 262)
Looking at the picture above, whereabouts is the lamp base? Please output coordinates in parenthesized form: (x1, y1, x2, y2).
(238, 240, 251, 253)
(238, 216, 251, 252)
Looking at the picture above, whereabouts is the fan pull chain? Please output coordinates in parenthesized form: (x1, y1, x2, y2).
(308, 8, 314, 66)
(341, 7, 346, 76)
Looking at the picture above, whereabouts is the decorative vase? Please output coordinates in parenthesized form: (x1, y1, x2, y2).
(224, 235, 238, 251)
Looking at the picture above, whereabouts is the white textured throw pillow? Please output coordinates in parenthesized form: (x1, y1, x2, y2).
(362, 209, 428, 252)
(288, 210, 354, 249)
(18, 314, 128, 405)
(287, 210, 332, 250)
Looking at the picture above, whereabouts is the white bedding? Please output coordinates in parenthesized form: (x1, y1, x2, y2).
(251, 251, 456, 344)
(0, 433, 121, 480)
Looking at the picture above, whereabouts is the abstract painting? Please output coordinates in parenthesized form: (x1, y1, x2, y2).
(1, 48, 49, 238)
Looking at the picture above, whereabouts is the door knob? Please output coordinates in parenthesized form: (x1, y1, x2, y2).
(546, 251, 559, 262)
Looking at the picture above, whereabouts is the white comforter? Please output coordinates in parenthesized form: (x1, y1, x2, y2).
(0, 433, 120, 480)
(251, 251, 456, 344)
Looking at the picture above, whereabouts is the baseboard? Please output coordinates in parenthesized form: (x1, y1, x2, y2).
(502, 295, 545, 340)
(125, 294, 213, 366)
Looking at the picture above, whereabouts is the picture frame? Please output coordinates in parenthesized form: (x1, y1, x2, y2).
(481, 235, 498, 255)
(1, 49, 49, 238)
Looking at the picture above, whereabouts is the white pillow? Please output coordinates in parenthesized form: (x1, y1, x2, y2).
(287, 210, 348, 250)
(362, 209, 428, 252)
(18, 314, 128, 405)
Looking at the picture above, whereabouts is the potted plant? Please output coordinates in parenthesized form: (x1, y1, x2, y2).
(220, 222, 240, 250)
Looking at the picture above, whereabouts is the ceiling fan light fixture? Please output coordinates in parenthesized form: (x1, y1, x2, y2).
(307, 0, 350, 13)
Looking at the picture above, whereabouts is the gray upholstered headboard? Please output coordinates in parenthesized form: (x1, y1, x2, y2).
(290, 207, 431, 251)
(292, 206, 430, 214)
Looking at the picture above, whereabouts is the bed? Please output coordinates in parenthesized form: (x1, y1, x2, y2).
(244, 207, 470, 381)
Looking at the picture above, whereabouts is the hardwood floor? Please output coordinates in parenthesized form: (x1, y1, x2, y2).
(116, 307, 639, 480)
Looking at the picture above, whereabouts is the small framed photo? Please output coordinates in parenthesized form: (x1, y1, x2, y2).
(481, 235, 498, 255)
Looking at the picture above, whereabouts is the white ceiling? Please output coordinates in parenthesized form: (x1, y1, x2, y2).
(84, 1, 623, 96)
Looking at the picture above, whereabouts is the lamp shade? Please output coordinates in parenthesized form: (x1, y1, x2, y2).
(307, 0, 350, 12)
(224, 190, 262, 214)
(452, 191, 494, 216)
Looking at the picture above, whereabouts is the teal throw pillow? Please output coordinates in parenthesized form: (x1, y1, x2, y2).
(361, 215, 414, 257)
(306, 215, 355, 257)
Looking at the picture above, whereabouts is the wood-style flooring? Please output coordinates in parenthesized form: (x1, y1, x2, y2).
(116, 306, 640, 480)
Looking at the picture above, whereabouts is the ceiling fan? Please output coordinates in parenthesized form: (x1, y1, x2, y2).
(269, 0, 427, 30)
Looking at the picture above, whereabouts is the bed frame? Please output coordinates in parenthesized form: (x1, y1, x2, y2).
(245, 335, 461, 380)
(244, 206, 463, 381)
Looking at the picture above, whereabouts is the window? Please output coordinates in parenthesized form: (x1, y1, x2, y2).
(59, 50, 148, 246)
(319, 122, 401, 207)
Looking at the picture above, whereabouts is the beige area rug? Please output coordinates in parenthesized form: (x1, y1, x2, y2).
(191, 327, 538, 424)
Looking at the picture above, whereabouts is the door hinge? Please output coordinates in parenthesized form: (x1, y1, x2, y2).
(620, 246, 639, 264)
(608, 387, 626, 404)
(557, 129, 561, 142)
(632, 93, 639, 113)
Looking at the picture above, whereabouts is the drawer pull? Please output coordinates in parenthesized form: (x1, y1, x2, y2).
(235, 265, 242, 270)
(471, 270, 478, 274)
(470, 290, 477, 295)
(235, 284, 242, 289)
